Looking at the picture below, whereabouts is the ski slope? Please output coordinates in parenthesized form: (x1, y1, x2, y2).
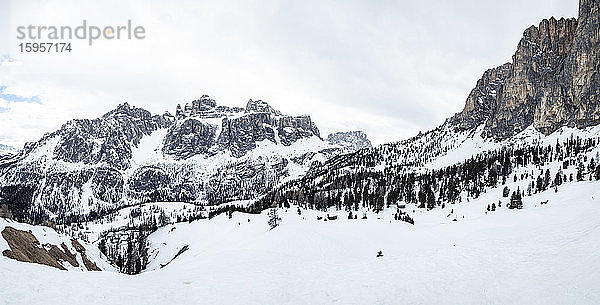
(1, 181, 600, 305)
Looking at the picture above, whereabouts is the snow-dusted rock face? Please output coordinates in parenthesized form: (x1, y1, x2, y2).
(0, 144, 16, 156)
(42, 102, 174, 170)
(163, 118, 218, 159)
(327, 131, 372, 152)
(451, 0, 600, 139)
(166, 96, 321, 159)
(0, 97, 343, 223)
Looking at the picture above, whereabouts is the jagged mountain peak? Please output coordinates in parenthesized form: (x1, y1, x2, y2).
(102, 102, 170, 121)
(176, 95, 243, 119)
(245, 99, 282, 115)
(188, 95, 217, 112)
(165, 96, 322, 159)
(326, 131, 372, 151)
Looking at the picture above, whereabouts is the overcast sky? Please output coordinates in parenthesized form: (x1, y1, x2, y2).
(0, 0, 578, 148)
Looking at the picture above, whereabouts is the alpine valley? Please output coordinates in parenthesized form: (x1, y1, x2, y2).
(1, 1, 600, 304)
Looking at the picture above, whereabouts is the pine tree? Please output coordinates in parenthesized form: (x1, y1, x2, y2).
(577, 161, 585, 181)
(509, 188, 523, 209)
(98, 238, 107, 255)
(426, 185, 436, 210)
(554, 172, 563, 186)
(544, 169, 551, 189)
(418, 188, 426, 209)
(268, 208, 281, 230)
(502, 186, 510, 197)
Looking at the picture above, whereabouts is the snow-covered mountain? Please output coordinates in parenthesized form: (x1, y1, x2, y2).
(450, 1, 600, 139)
(0, 96, 370, 224)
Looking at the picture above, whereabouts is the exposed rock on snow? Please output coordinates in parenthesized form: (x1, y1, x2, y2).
(327, 131, 372, 152)
(0, 219, 112, 271)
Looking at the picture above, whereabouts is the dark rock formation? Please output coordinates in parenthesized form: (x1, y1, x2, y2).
(245, 99, 282, 115)
(31, 103, 174, 170)
(167, 98, 321, 159)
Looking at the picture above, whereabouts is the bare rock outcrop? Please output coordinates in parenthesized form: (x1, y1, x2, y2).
(452, 0, 600, 139)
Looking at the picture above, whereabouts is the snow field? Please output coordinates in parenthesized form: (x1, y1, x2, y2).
(2, 180, 599, 304)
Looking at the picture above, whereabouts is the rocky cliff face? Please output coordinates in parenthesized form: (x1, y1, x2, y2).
(166, 97, 321, 159)
(41, 103, 174, 170)
(451, 0, 600, 139)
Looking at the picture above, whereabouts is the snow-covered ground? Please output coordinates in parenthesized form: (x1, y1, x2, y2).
(1, 180, 600, 304)
(79, 201, 201, 242)
(426, 124, 600, 169)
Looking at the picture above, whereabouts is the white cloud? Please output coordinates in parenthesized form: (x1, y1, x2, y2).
(0, 0, 578, 148)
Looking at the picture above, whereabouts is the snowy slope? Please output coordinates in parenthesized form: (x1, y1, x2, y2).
(425, 124, 600, 170)
(1, 179, 599, 304)
(67, 201, 202, 243)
